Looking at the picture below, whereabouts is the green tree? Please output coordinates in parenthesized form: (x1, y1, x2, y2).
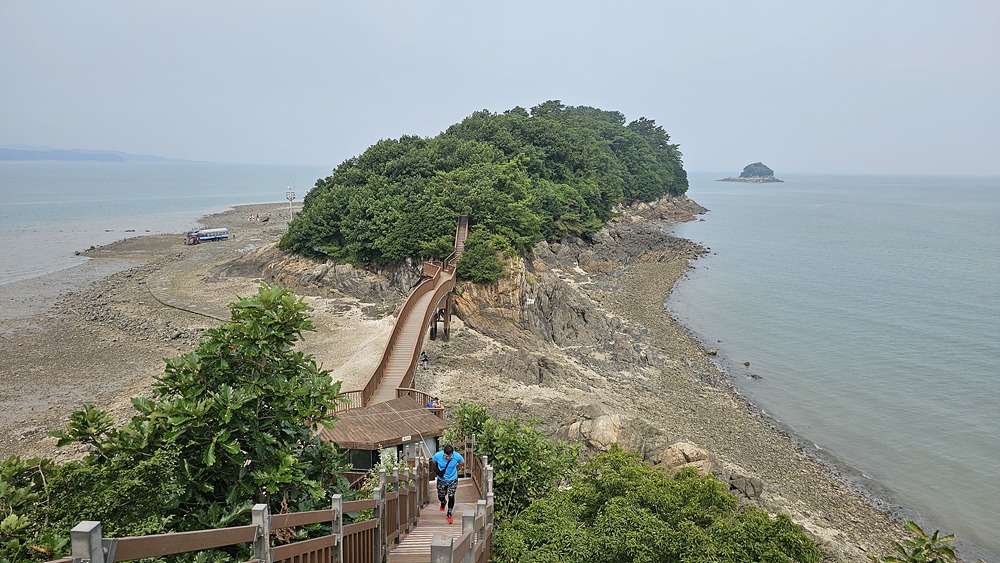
(54, 284, 348, 527)
(740, 162, 774, 177)
(456, 231, 507, 283)
(280, 101, 689, 273)
(4, 285, 350, 562)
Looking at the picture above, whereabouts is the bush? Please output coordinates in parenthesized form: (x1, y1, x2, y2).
(494, 446, 821, 563)
(0, 449, 183, 562)
(869, 519, 957, 563)
(456, 232, 507, 283)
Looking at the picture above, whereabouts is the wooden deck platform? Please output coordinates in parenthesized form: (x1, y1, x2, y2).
(387, 479, 481, 562)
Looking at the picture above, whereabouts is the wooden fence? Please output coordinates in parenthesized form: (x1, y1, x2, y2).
(430, 498, 493, 563)
(395, 387, 444, 419)
(44, 455, 447, 563)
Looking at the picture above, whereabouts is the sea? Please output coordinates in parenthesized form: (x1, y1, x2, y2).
(0, 160, 329, 284)
(1, 163, 998, 559)
(668, 172, 1000, 561)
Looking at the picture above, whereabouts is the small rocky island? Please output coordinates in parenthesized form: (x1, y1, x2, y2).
(718, 162, 784, 183)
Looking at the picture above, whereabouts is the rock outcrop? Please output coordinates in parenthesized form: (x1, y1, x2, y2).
(223, 244, 419, 317)
(651, 441, 764, 499)
(555, 414, 655, 458)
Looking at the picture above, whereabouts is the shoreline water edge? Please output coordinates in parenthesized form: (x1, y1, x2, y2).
(0, 200, 993, 562)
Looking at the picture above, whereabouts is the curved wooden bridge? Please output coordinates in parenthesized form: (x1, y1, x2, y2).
(336, 214, 468, 412)
(47, 216, 492, 563)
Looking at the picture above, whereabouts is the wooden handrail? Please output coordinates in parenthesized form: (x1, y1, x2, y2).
(271, 508, 338, 530)
(110, 524, 259, 560)
(397, 270, 456, 391)
(356, 269, 439, 406)
(50, 455, 484, 563)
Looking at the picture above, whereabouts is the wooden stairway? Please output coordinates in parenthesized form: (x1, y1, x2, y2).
(387, 479, 482, 562)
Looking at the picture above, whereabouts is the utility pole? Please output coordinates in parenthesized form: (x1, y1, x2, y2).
(285, 185, 295, 229)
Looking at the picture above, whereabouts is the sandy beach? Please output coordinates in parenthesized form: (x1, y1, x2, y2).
(0, 203, 387, 460)
(0, 201, 908, 560)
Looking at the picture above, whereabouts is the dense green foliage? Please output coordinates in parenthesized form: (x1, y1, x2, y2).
(1, 450, 183, 562)
(280, 101, 687, 281)
(740, 161, 775, 177)
(447, 403, 819, 562)
(494, 447, 821, 563)
(1, 285, 350, 561)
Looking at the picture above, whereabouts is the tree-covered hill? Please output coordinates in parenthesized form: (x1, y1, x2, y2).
(740, 162, 774, 178)
(279, 101, 687, 276)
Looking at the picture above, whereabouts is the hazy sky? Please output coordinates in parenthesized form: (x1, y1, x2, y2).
(2, 1, 998, 175)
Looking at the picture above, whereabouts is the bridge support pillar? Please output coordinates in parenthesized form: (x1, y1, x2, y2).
(443, 293, 453, 341)
(430, 293, 454, 342)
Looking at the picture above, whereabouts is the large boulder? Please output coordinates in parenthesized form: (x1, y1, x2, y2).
(555, 414, 650, 457)
(651, 440, 718, 474)
(651, 441, 764, 499)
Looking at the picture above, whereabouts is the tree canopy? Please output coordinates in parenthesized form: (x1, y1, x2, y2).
(740, 162, 775, 177)
(279, 101, 687, 278)
(494, 447, 821, 563)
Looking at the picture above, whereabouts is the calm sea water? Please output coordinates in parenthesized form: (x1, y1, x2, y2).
(0, 161, 329, 284)
(669, 172, 1000, 560)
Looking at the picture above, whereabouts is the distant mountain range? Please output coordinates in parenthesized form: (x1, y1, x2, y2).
(0, 145, 185, 162)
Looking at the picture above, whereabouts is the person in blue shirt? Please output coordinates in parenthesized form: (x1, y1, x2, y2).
(432, 445, 464, 524)
(426, 397, 444, 414)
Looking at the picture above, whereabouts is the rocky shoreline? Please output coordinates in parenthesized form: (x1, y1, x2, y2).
(717, 175, 784, 182)
(0, 199, 909, 561)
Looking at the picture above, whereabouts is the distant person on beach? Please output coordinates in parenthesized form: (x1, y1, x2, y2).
(421, 351, 429, 370)
(432, 445, 464, 524)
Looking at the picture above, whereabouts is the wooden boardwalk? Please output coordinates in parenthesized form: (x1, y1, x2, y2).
(369, 269, 455, 405)
(387, 479, 482, 562)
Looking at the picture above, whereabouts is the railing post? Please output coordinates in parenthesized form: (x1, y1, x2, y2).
(419, 454, 428, 505)
(481, 456, 488, 494)
(392, 467, 401, 544)
(430, 534, 454, 563)
(486, 465, 494, 495)
(402, 466, 411, 533)
(70, 521, 105, 563)
(462, 510, 476, 563)
(476, 500, 487, 543)
(407, 465, 417, 522)
(251, 503, 272, 563)
(373, 479, 383, 563)
(379, 467, 388, 557)
(331, 494, 344, 563)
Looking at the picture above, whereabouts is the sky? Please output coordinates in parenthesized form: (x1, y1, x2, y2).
(2, 1, 998, 175)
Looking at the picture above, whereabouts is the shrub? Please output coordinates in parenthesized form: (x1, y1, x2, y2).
(494, 446, 821, 563)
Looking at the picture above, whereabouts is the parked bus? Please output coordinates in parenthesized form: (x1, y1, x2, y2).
(184, 228, 229, 245)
